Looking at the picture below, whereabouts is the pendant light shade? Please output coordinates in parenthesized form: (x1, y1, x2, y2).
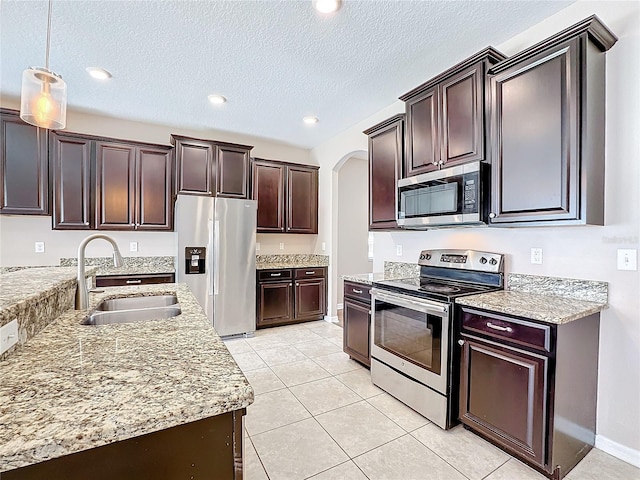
(20, 67, 67, 129)
(20, 0, 67, 130)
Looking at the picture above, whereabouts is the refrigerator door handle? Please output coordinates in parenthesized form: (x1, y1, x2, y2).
(207, 217, 214, 296)
(214, 219, 220, 296)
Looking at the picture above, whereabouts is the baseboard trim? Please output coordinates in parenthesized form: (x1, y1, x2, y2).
(324, 315, 339, 323)
(595, 434, 640, 468)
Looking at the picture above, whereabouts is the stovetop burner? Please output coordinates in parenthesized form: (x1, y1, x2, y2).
(420, 284, 460, 294)
(372, 249, 505, 302)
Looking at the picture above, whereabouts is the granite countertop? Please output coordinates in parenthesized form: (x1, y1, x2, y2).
(0, 283, 253, 472)
(456, 290, 607, 325)
(342, 272, 393, 285)
(256, 254, 329, 270)
(60, 256, 175, 276)
(0, 267, 97, 311)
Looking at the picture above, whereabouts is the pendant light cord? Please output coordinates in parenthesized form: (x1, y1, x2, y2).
(45, 0, 52, 70)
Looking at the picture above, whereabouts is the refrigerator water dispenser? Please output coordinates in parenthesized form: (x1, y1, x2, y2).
(185, 247, 206, 274)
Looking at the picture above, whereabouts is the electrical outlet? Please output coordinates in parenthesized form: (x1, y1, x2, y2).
(617, 249, 637, 271)
(0, 319, 18, 355)
(256, 242, 260, 251)
(531, 248, 543, 264)
(34, 242, 45, 253)
(396, 245, 403, 256)
(321, 242, 326, 251)
(129, 242, 138, 252)
(279, 242, 285, 250)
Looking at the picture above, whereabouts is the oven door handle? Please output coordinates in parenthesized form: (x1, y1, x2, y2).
(371, 288, 449, 315)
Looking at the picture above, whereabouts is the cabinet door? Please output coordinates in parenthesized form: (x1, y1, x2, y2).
(368, 118, 403, 230)
(490, 38, 579, 224)
(460, 336, 547, 467)
(405, 85, 440, 176)
(95, 142, 136, 229)
(287, 165, 318, 234)
(0, 110, 48, 215)
(136, 146, 173, 230)
(294, 278, 326, 320)
(257, 281, 293, 327)
(343, 299, 371, 367)
(51, 133, 93, 229)
(253, 160, 285, 232)
(175, 138, 214, 196)
(216, 144, 250, 198)
(440, 63, 484, 167)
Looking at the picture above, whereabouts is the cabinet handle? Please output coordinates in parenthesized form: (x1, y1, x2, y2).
(270, 273, 282, 277)
(126, 279, 142, 284)
(486, 321, 513, 333)
(489, 212, 497, 219)
(352, 288, 363, 294)
(305, 271, 315, 275)
(458, 339, 465, 346)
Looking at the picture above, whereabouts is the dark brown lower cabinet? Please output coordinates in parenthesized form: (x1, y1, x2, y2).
(257, 267, 326, 328)
(458, 306, 600, 479)
(3, 409, 245, 480)
(343, 281, 371, 367)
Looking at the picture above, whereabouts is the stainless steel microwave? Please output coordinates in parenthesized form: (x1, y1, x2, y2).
(397, 161, 489, 228)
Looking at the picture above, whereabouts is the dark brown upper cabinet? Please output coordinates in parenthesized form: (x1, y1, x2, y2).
(287, 165, 318, 234)
(51, 131, 174, 231)
(488, 16, 617, 226)
(400, 48, 506, 177)
(172, 135, 252, 199)
(0, 109, 49, 215)
(51, 133, 93, 229)
(96, 142, 173, 231)
(252, 160, 285, 232)
(363, 114, 404, 230)
(252, 159, 318, 234)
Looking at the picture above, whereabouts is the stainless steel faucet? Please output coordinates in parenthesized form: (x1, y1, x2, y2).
(75, 234, 124, 310)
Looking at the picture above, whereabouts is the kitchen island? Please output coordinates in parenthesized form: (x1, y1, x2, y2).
(0, 275, 253, 479)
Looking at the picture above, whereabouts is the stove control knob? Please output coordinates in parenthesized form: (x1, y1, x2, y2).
(489, 258, 498, 266)
(479, 257, 487, 264)
(420, 254, 426, 260)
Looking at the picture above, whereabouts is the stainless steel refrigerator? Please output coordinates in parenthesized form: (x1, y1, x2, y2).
(175, 196, 256, 337)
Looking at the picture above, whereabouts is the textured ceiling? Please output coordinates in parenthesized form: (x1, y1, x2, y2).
(1, 0, 573, 148)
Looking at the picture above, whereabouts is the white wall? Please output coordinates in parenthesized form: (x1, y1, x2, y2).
(0, 105, 313, 266)
(311, 0, 640, 464)
(336, 156, 372, 306)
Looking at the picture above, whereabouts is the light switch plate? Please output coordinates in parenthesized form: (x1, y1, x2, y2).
(35, 241, 45, 253)
(279, 243, 285, 250)
(396, 245, 403, 256)
(617, 249, 637, 271)
(256, 242, 260, 251)
(0, 319, 18, 355)
(129, 242, 138, 252)
(531, 248, 543, 264)
(321, 242, 326, 251)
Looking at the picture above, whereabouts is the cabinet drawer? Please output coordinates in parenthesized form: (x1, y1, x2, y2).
(95, 273, 175, 287)
(460, 307, 552, 353)
(258, 269, 292, 282)
(344, 281, 371, 303)
(294, 267, 325, 279)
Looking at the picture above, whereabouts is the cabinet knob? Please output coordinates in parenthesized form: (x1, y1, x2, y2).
(432, 161, 439, 166)
(489, 212, 497, 219)
(438, 160, 444, 165)
(458, 339, 465, 346)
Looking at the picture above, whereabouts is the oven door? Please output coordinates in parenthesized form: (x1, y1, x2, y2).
(371, 288, 450, 394)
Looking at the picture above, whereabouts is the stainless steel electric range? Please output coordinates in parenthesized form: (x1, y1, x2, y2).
(370, 249, 504, 429)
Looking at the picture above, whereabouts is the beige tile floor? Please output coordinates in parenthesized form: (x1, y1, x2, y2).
(224, 321, 640, 480)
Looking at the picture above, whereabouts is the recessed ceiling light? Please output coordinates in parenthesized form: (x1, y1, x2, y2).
(208, 94, 227, 105)
(303, 115, 319, 125)
(86, 67, 112, 80)
(313, 0, 342, 14)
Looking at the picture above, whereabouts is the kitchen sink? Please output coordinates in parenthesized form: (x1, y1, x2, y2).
(82, 305, 182, 326)
(96, 294, 178, 311)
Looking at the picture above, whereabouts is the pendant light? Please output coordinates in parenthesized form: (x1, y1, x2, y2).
(20, 0, 67, 130)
